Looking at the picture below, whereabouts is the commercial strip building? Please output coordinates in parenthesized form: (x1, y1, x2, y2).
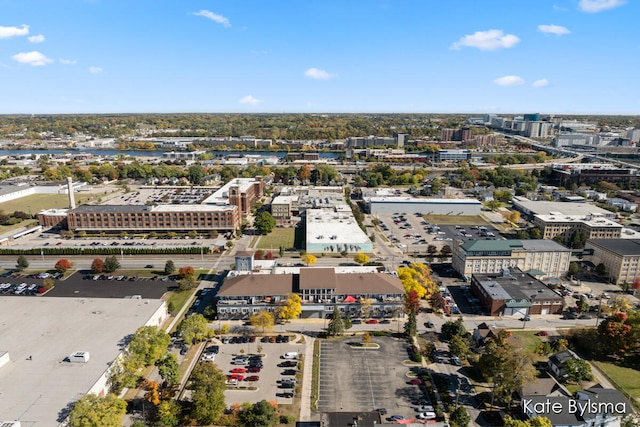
(364, 196, 482, 216)
(452, 239, 571, 280)
(0, 297, 167, 426)
(470, 267, 564, 317)
(585, 239, 640, 285)
(533, 213, 622, 244)
(305, 207, 373, 253)
(217, 266, 405, 320)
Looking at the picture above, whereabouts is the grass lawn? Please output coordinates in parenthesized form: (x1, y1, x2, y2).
(423, 214, 490, 226)
(593, 361, 640, 402)
(256, 227, 295, 250)
(509, 330, 544, 356)
(164, 289, 196, 316)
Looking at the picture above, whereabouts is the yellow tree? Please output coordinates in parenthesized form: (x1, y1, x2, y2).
(301, 254, 317, 266)
(250, 311, 275, 332)
(360, 297, 372, 319)
(276, 293, 302, 321)
(354, 253, 369, 265)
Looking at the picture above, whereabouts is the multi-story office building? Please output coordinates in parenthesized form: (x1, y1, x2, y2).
(585, 239, 640, 285)
(429, 149, 471, 162)
(552, 133, 597, 147)
(67, 204, 240, 232)
(533, 213, 622, 244)
(452, 239, 571, 280)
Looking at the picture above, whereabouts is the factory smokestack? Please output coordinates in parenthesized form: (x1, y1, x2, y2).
(67, 176, 76, 209)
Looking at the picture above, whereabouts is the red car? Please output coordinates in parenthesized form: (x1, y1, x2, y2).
(247, 366, 261, 373)
(535, 331, 549, 336)
(244, 375, 260, 381)
(227, 374, 244, 381)
(366, 319, 378, 324)
(408, 379, 422, 385)
(230, 368, 246, 373)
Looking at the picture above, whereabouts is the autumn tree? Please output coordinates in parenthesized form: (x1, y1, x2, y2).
(502, 210, 520, 224)
(91, 258, 104, 273)
(55, 258, 72, 273)
(157, 400, 182, 427)
(250, 311, 275, 333)
(67, 393, 127, 427)
(404, 289, 420, 315)
(276, 293, 302, 321)
(301, 254, 317, 266)
(144, 380, 161, 406)
(598, 312, 634, 356)
(354, 253, 369, 265)
(178, 265, 195, 278)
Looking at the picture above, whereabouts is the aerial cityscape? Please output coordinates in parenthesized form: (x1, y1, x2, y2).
(1, 1, 640, 427)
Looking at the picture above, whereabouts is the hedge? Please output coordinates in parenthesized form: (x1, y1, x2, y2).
(0, 246, 211, 256)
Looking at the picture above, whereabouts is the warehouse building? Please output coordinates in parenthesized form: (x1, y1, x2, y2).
(512, 197, 616, 219)
(305, 207, 372, 253)
(364, 196, 482, 216)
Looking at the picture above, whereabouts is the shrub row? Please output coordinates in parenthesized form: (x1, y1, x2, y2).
(0, 246, 211, 256)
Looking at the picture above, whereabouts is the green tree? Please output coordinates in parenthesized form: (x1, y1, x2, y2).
(404, 310, 417, 337)
(254, 211, 276, 235)
(179, 313, 212, 344)
(156, 353, 180, 385)
(529, 227, 543, 239)
(103, 255, 120, 273)
(563, 358, 593, 383)
(237, 400, 278, 427)
(157, 399, 182, 427)
(354, 253, 369, 265)
(127, 326, 171, 367)
(577, 296, 590, 313)
(16, 254, 29, 271)
(450, 406, 471, 427)
(327, 306, 344, 336)
(570, 229, 587, 249)
(179, 274, 197, 291)
(164, 260, 176, 275)
(441, 317, 467, 341)
(343, 316, 352, 330)
(276, 293, 302, 321)
(504, 416, 553, 427)
(568, 262, 579, 277)
(188, 363, 227, 425)
(595, 262, 606, 277)
(187, 164, 206, 184)
(250, 311, 275, 333)
(449, 334, 470, 359)
(67, 393, 127, 427)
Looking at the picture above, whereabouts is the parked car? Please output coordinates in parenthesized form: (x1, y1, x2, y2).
(387, 415, 405, 421)
(247, 366, 261, 373)
(281, 369, 297, 376)
(408, 379, 422, 385)
(244, 375, 260, 382)
(230, 368, 246, 373)
(417, 412, 436, 420)
(415, 405, 435, 412)
(365, 319, 378, 324)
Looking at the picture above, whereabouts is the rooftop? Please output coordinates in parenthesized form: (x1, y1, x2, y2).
(474, 268, 562, 302)
(587, 239, 640, 255)
(306, 208, 371, 246)
(365, 197, 481, 205)
(71, 204, 235, 213)
(0, 297, 165, 426)
(513, 197, 615, 217)
(202, 177, 261, 205)
(535, 213, 622, 228)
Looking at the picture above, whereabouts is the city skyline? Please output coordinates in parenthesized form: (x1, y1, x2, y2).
(0, 0, 638, 115)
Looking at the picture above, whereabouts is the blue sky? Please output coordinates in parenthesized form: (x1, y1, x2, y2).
(0, 0, 637, 114)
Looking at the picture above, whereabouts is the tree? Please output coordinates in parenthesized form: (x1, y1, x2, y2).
(577, 296, 590, 313)
(164, 260, 176, 275)
(404, 289, 420, 315)
(156, 353, 179, 385)
(179, 274, 197, 291)
(354, 253, 369, 265)
(504, 416, 553, 427)
(188, 363, 227, 425)
(144, 380, 161, 406)
(157, 399, 182, 427)
(343, 316, 352, 330)
(327, 306, 344, 336)
(179, 313, 212, 344)
(42, 278, 54, 290)
(610, 295, 632, 313)
(404, 310, 417, 337)
(250, 311, 275, 333)
(595, 262, 606, 277)
(570, 229, 587, 249)
(67, 393, 127, 427)
(301, 254, 317, 266)
(563, 358, 593, 383)
(529, 227, 543, 239)
(254, 211, 276, 235)
(178, 265, 194, 278)
(276, 293, 302, 321)
(55, 258, 72, 273)
(449, 334, 470, 360)
(441, 317, 467, 341)
(568, 262, 579, 277)
(187, 164, 206, 184)
(598, 312, 633, 356)
(360, 297, 372, 319)
(127, 326, 171, 367)
(362, 332, 371, 345)
(16, 254, 29, 271)
(450, 406, 471, 427)
(237, 400, 278, 427)
(103, 255, 120, 273)
(502, 210, 520, 224)
(91, 258, 104, 274)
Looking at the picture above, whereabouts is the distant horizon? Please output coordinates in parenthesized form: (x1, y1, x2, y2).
(2, 1, 638, 114)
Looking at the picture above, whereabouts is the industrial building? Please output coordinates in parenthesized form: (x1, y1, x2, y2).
(0, 297, 167, 426)
(364, 196, 482, 216)
(512, 197, 616, 219)
(470, 267, 564, 317)
(585, 239, 640, 285)
(201, 177, 264, 217)
(305, 207, 373, 253)
(452, 239, 571, 280)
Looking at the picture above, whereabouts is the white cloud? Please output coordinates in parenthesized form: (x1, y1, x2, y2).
(579, 0, 625, 12)
(193, 10, 231, 27)
(533, 78, 550, 88)
(89, 66, 103, 74)
(239, 95, 261, 105)
(494, 75, 525, 86)
(538, 24, 571, 35)
(28, 34, 45, 43)
(451, 29, 520, 50)
(59, 58, 77, 65)
(12, 51, 52, 66)
(0, 24, 29, 39)
(304, 67, 332, 80)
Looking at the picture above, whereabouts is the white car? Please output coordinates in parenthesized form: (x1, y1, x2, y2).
(417, 412, 436, 420)
(201, 353, 216, 362)
(414, 405, 434, 412)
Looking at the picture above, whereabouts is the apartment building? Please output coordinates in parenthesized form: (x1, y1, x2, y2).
(67, 204, 240, 232)
(533, 213, 622, 244)
(452, 239, 571, 280)
(202, 177, 264, 217)
(585, 239, 640, 285)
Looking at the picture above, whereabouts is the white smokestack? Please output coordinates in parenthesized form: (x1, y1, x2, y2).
(67, 176, 76, 209)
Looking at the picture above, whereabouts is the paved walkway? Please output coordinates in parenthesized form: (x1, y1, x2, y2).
(299, 333, 316, 421)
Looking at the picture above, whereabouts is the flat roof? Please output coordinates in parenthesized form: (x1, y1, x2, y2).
(474, 268, 561, 301)
(366, 197, 481, 205)
(305, 208, 370, 246)
(535, 214, 622, 228)
(587, 239, 640, 255)
(0, 297, 165, 426)
(71, 204, 235, 213)
(202, 178, 260, 205)
(462, 239, 570, 253)
(272, 195, 298, 204)
(38, 208, 70, 215)
(513, 197, 614, 217)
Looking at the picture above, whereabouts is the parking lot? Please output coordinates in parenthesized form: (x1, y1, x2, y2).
(45, 271, 175, 299)
(377, 213, 502, 254)
(206, 335, 304, 405)
(318, 336, 429, 418)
